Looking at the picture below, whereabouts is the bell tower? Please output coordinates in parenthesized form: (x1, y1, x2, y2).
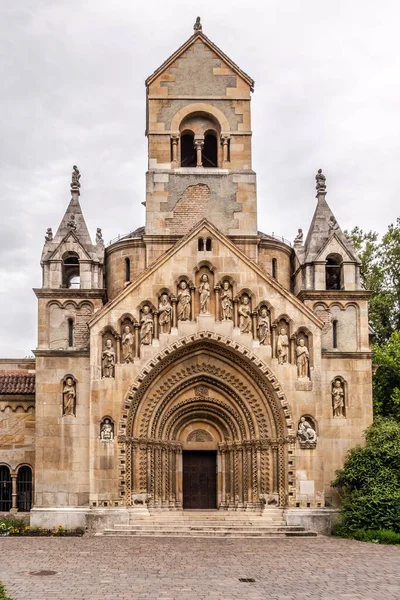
(145, 18, 257, 237)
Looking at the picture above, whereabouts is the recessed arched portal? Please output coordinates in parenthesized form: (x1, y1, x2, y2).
(119, 333, 295, 510)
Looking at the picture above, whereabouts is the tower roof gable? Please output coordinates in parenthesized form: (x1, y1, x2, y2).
(145, 31, 254, 91)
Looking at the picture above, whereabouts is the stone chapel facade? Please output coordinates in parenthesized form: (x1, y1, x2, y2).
(0, 24, 373, 532)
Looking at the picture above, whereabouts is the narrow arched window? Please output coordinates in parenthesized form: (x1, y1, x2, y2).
(180, 133, 196, 167)
(198, 238, 204, 251)
(205, 238, 212, 251)
(333, 319, 338, 349)
(0, 466, 12, 512)
(202, 133, 218, 168)
(125, 257, 131, 282)
(17, 466, 33, 512)
(62, 252, 80, 288)
(272, 258, 278, 279)
(68, 319, 74, 347)
(326, 254, 342, 290)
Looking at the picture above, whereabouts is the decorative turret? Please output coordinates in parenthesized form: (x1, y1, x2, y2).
(293, 169, 361, 293)
(41, 166, 105, 290)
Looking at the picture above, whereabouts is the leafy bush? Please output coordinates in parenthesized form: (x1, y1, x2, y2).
(0, 582, 13, 600)
(333, 525, 400, 545)
(332, 418, 400, 535)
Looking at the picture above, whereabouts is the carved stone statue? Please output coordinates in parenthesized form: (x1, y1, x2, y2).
(194, 16, 202, 31)
(277, 327, 289, 364)
(257, 307, 270, 345)
(45, 227, 53, 242)
(71, 165, 81, 191)
(158, 293, 172, 334)
(121, 325, 134, 363)
(298, 416, 318, 447)
(199, 274, 211, 315)
(315, 168, 326, 192)
(102, 338, 116, 378)
(66, 214, 77, 230)
(238, 295, 251, 333)
(100, 418, 114, 441)
(296, 338, 310, 378)
(96, 228, 104, 244)
(328, 215, 339, 231)
(140, 306, 153, 345)
(220, 281, 233, 320)
(332, 379, 345, 418)
(62, 376, 76, 416)
(177, 281, 191, 321)
(294, 228, 303, 246)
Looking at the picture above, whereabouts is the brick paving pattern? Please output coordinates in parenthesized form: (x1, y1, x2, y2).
(0, 536, 399, 600)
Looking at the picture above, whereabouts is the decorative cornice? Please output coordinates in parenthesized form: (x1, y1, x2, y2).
(34, 288, 106, 300)
(33, 349, 90, 358)
(297, 290, 371, 302)
(322, 351, 373, 359)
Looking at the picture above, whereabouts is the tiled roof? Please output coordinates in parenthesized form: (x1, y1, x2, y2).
(0, 372, 35, 394)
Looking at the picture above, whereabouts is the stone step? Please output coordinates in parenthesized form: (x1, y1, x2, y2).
(126, 520, 286, 526)
(114, 523, 293, 531)
(102, 529, 317, 538)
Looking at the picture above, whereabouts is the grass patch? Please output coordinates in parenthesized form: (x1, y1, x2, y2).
(333, 524, 400, 545)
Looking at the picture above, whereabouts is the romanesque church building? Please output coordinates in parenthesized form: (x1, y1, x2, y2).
(0, 22, 372, 533)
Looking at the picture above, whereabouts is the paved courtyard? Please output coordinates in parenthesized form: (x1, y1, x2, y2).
(0, 536, 399, 600)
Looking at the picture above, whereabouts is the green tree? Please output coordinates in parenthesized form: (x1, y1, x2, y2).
(346, 222, 400, 343)
(373, 331, 400, 419)
(332, 418, 400, 533)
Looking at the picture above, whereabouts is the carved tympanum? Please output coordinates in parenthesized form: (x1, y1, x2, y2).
(187, 429, 213, 442)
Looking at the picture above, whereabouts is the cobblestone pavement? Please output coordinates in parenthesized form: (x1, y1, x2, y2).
(0, 536, 399, 600)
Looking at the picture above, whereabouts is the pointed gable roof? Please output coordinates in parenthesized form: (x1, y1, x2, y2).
(89, 218, 323, 328)
(146, 30, 254, 91)
(41, 191, 103, 264)
(304, 193, 359, 264)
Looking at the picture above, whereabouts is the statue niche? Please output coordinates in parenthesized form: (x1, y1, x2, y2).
(140, 305, 153, 345)
(62, 374, 76, 416)
(296, 336, 310, 379)
(276, 322, 289, 364)
(199, 273, 211, 315)
(100, 417, 114, 442)
(177, 280, 191, 321)
(158, 293, 172, 334)
(332, 378, 346, 418)
(102, 336, 116, 378)
(121, 320, 135, 364)
(298, 416, 318, 449)
(257, 305, 270, 345)
(220, 280, 233, 321)
(238, 293, 252, 334)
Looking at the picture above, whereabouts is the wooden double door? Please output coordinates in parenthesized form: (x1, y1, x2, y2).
(182, 451, 217, 509)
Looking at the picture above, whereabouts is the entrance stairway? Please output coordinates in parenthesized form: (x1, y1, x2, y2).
(100, 510, 317, 538)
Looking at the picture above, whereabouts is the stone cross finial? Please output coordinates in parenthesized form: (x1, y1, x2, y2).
(194, 16, 202, 31)
(315, 168, 326, 193)
(71, 165, 81, 193)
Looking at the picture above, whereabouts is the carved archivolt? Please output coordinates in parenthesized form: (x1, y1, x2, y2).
(117, 333, 296, 508)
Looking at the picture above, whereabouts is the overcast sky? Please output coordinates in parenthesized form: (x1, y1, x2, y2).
(1, 1, 399, 357)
